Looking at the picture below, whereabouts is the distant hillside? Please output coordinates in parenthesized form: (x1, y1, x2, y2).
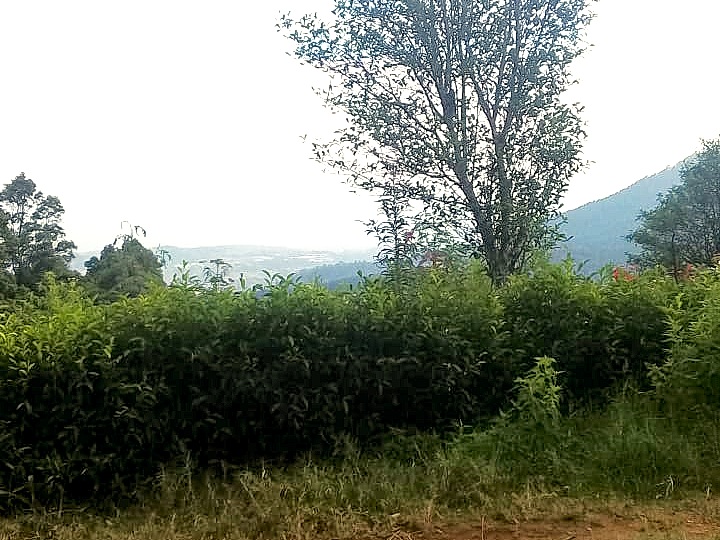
(72, 245, 376, 287)
(70, 164, 686, 285)
(296, 260, 381, 288)
(556, 163, 684, 272)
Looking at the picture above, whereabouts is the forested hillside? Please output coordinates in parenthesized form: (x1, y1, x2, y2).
(556, 164, 683, 272)
(296, 260, 381, 288)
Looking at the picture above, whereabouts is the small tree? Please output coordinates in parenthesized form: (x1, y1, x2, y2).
(0, 173, 76, 286)
(365, 176, 418, 273)
(200, 258, 236, 291)
(83, 224, 164, 301)
(629, 138, 720, 274)
(281, 0, 591, 282)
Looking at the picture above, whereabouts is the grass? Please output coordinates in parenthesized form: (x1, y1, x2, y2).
(2, 393, 720, 539)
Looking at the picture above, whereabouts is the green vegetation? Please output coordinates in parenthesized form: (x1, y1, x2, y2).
(0, 167, 718, 538)
(0, 173, 76, 292)
(0, 172, 169, 304)
(2, 257, 720, 537)
(282, 0, 592, 282)
(1, 0, 718, 531)
(630, 137, 720, 274)
(83, 224, 165, 302)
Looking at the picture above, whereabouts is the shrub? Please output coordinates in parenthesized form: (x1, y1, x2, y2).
(0, 260, 696, 511)
(499, 259, 673, 405)
(0, 277, 118, 507)
(653, 266, 720, 411)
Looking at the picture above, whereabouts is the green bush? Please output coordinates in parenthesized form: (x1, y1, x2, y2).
(0, 277, 119, 507)
(499, 260, 674, 405)
(653, 267, 720, 410)
(0, 260, 703, 511)
(342, 263, 507, 431)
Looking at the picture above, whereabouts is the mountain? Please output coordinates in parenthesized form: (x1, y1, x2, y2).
(70, 164, 685, 285)
(556, 163, 684, 273)
(296, 260, 381, 288)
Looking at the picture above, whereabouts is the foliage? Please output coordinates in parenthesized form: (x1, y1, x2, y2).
(365, 178, 419, 275)
(499, 259, 675, 404)
(0, 264, 505, 509)
(340, 262, 506, 431)
(651, 266, 720, 411)
(366, 177, 471, 280)
(83, 237, 165, 302)
(510, 356, 562, 424)
(629, 137, 720, 273)
(557, 163, 683, 274)
(0, 173, 76, 287)
(6, 398, 720, 540)
(0, 276, 118, 507)
(281, 0, 591, 282)
(199, 258, 236, 291)
(3, 259, 719, 513)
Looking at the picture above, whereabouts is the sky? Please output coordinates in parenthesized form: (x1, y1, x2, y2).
(0, 0, 718, 253)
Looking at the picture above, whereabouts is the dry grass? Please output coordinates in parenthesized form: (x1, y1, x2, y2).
(2, 458, 720, 540)
(3, 496, 720, 540)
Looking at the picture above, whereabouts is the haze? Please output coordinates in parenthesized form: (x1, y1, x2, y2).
(1, 1, 718, 253)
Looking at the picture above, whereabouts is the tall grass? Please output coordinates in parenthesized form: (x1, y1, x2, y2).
(4, 385, 718, 539)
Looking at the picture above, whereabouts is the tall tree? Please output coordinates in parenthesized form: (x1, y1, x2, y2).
(630, 138, 720, 273)
(0, 173, 76, 286)
(281, 0, 591, 282)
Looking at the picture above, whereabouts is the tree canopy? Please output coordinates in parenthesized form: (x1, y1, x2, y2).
(0, 173, 76, 287)
(83, 229, 165, 302)
(282, 0, 592, 282)
(629, 138, 720, 273)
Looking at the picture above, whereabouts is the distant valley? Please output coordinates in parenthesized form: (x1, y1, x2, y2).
(72, 244, 378, 287)
(72, 162, 686, 284)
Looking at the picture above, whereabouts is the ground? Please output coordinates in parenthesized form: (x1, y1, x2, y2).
(2, 501, 720, 539)
(373, 509, 720, 540)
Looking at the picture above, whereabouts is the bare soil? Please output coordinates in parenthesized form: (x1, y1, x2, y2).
(3, 501, 720, 539)
(373, 509, 720, 540)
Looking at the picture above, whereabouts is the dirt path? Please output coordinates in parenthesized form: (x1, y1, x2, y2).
(378, 510, 720, 540)
(2, 502, 719, 539)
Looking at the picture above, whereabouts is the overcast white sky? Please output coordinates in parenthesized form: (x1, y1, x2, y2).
(1, 1, 718, 253)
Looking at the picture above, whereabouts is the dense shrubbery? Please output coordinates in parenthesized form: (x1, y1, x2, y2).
(500, 260, 676, 404)
(2, 260, 719, 511)
(652, 266, 720, 411)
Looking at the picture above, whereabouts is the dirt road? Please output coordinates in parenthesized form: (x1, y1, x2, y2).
(377, 509, 719, 540)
